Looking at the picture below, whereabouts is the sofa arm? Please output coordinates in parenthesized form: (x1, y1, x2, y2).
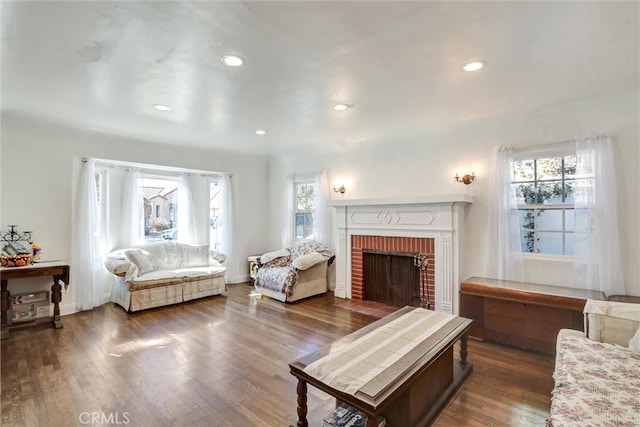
(104, 257, 131, 276)
(292, 252, 327, 270)
(210, 251, 227, 265)
(584, 299, 640, 346)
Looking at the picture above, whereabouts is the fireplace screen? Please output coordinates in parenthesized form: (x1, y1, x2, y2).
(363, 250, 420, 307)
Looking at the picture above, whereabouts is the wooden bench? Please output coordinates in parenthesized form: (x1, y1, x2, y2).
(459, 276, 606, 355)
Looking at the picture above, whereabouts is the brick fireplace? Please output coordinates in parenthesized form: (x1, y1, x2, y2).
(351, 235, 435, 308)
(330, 194, 472, 314)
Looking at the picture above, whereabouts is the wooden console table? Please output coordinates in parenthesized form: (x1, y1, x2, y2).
(1, 261, 69, 339)
(289, 306, 473, 427)
(459, 276, 606, 354)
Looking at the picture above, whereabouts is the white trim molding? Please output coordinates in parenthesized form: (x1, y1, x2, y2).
(330, 194, 472, 314)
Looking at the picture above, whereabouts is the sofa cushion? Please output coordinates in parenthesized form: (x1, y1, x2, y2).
(128, 267, 226, 291)
(548, 329, 640, 426)
(174, 266, 226, 282)
(125, 249, 154, 275)
(181, 244, 210, 268)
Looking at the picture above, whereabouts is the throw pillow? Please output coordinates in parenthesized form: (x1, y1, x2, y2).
(289, 239, 332, 259)
(125, 249, 154, 276)
(181, 244, 210, 268)
(629, 327, 640, 353)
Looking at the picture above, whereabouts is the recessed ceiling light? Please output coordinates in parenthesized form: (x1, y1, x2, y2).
(255, 130, 266, 135)
(153, 104, 172, 111)
(221, 54, 245, 67)
(333, 103, 352, 111)
(463, 60, 486, 72)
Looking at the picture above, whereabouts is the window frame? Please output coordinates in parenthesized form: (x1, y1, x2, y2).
(208, 178, 223, 252)
(511, 147, 576, 258)
(293, 178, 316, 241)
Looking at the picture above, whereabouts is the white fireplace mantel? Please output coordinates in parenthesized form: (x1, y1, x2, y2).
(330, 194, 473, 314)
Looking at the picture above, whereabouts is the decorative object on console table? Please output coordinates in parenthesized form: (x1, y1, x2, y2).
(1, 225, 33, 267)
(31, 243, 42, 263)
(248, 255, 261, 282)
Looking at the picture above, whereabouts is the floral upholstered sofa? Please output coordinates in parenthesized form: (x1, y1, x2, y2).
(104, 241, 226, 312)
(254, 239, 333, 302)
(547, 299, 640, 426)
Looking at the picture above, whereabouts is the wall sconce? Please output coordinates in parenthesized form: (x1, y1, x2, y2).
(454, 172, 476, 185)
(333, 184, 346, 194)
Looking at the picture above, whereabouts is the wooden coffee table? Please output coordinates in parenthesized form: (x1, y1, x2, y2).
(289, 306, 473, 427)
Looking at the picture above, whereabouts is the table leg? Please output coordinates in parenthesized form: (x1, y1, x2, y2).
(1, 279, 9, 339)
(460, 333, 468, 366)
(296, 379, 308, 427)
(51, 277, 63, 329)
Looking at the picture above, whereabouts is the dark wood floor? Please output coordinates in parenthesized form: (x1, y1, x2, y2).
(1, 283, 555, 427)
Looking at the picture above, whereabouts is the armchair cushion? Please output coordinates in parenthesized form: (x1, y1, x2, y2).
(261, 248, 290, 264)
(292, 252, 327, 270)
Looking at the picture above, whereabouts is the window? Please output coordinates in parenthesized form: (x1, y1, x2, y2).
(139, 176, 178, 241)
(512, 153, 576, 255)
(209, 180, 222, 251)
(294, 180, 316, 240)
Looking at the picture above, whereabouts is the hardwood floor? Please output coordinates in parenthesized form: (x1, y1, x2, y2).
(1, 283, 555, 426)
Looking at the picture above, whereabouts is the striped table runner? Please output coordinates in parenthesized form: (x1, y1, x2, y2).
(303, 308, 460, 396)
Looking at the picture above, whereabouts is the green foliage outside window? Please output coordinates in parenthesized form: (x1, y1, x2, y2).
(513, 156, 576, 254)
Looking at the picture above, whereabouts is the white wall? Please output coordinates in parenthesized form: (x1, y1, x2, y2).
(269, 89, 640, 297)
(1, 112, 271, 316)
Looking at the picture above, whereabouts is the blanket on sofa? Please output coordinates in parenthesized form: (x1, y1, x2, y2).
(546, 330, 640, 427)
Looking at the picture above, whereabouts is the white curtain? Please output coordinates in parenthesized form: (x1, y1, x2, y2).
(314, 170, 330, 245)
(120, 168, 142, 247)
(574, 134, 625, 296)
(485, 146, 524, 282)
(72, 159, 106, 310)
(220, 174, 239, 281)
(281, 176, 294, 248)
(177, 174, 197, 244)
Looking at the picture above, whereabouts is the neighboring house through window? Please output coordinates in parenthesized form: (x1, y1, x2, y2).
(139, 175, 179, 241)
(512, 147, 576, 255)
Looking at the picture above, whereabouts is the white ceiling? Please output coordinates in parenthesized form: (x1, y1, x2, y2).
(2, 1, 638, 155)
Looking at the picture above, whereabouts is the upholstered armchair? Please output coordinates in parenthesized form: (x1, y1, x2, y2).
(254, 239, 334, 302)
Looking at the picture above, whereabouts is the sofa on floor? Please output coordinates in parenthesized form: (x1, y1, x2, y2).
(546, 299, 640, 426)
(254, 239, 333, 302)
(104, 241, 226, 312)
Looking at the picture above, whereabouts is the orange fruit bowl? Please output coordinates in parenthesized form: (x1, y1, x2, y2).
(0, 254, 32, 267)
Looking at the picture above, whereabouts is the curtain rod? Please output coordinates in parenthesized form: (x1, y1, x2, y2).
(513, 139, 575, 152)
(513, 133, 610, 152)
(92, 159, 226, 178)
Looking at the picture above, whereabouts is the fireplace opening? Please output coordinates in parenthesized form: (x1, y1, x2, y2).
(363, 249, 420, 307)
